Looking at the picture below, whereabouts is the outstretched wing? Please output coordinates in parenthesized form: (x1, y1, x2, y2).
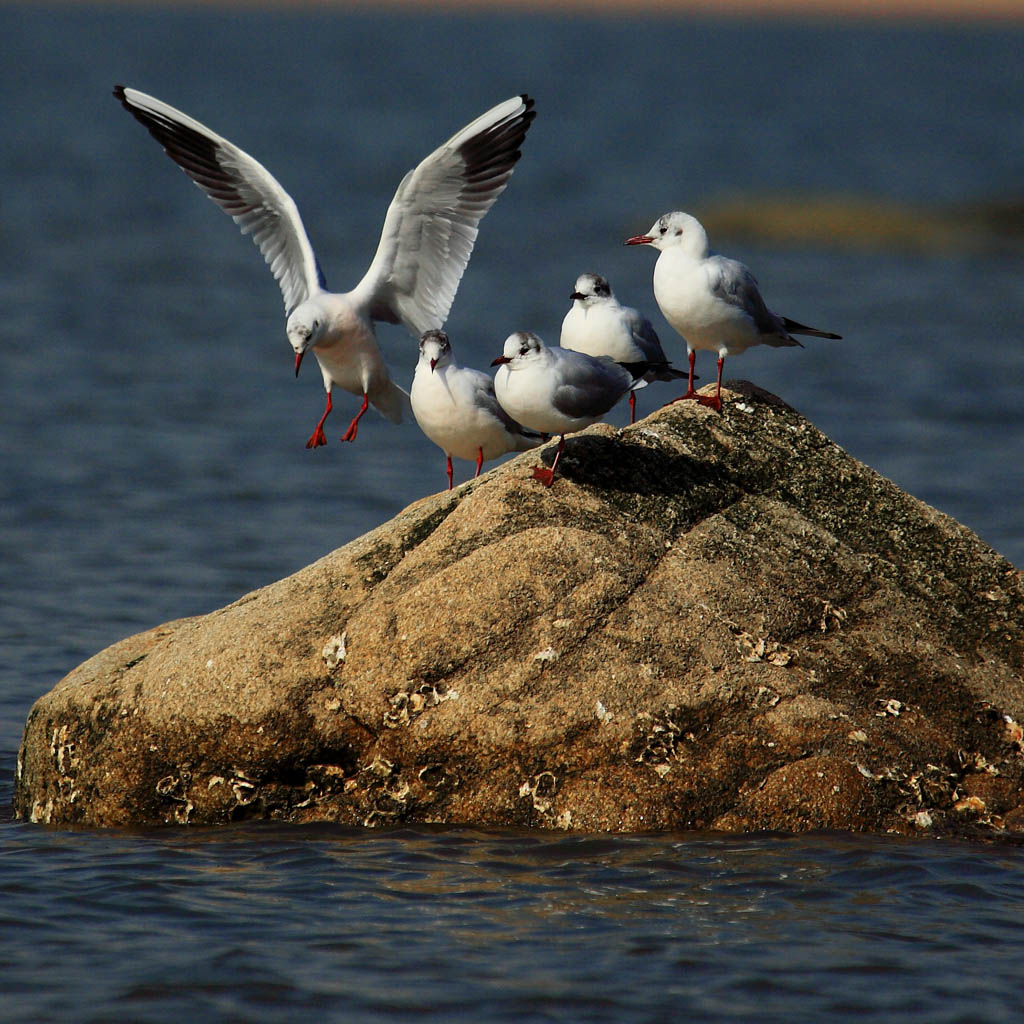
(352, 95, 536, 335)
(114, 85, 325, 316)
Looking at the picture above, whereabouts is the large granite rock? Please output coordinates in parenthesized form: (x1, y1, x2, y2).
(15, 383, 1024, 835)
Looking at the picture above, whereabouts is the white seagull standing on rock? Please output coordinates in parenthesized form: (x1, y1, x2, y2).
(625, 211, 840, 412)
(492, 331, 644, 487)
(411, 330, 542, 490)
(114, 86, 536, 447)
(560, 272, 687, 423)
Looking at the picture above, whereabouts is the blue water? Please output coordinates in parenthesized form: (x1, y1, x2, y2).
(2, 824, 1024, 1022)
(2, 6, 1023, 1021)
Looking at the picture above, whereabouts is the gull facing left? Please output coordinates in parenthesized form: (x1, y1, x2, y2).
(492, 331, 644, 487)
(411, 330, 542, 490)
(560, 272, 687, 423)
(114, 86, 536, 447)
(626, 211, 840, 412)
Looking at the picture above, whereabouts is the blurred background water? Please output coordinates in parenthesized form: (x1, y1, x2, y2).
(1, 5, 1023, 1021)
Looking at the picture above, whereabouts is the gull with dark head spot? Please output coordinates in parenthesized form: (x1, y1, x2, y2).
(625, 211, 840, 412)
(492, 331, 643, 487)
(411, 330, 542, 490)
(114, 85, 536, 447)
(560, 272, 687, 423)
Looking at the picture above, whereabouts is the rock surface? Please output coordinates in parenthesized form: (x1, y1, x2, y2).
(15, 382, 1024, 835)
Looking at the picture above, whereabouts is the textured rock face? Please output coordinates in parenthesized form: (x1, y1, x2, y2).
(15, 383, 1024, 835)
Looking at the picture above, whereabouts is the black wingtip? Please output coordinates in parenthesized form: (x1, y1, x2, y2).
(617, 361, 651, 383)
(782, 316, 842, 341)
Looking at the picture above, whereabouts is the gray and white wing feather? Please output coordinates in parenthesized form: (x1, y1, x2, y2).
(628, 310, 672, 363)
(114, 85, 325, 316)
(705, 254, 789, 339)
(550, 350, 633, 420)
(352, 95, 536, 335)
(465, 368, 531, 435)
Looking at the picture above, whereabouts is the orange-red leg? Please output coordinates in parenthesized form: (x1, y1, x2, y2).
(340, 394, 369, 443)
(531, 435, 565, 488)
(669, 351, 701, 404)
(305, 392, 333, 448)
(697, 357, 724, 412)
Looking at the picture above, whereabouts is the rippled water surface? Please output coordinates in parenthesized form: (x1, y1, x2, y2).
(2, 6, 1023, 1020)
(3, 819, 1024, 1023)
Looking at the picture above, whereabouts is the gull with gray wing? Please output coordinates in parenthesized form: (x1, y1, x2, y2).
(411, 330, 542, 490)
(114, 85, 536, 446)
(560, 272, 687, 423)
(626, 211, 840, 412)
(492, 331, 643, 487)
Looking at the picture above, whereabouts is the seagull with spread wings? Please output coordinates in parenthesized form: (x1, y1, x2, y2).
(114, 86, 536, 447)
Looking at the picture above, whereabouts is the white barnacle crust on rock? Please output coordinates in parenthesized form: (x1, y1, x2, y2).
(15, 382, 1024, 836)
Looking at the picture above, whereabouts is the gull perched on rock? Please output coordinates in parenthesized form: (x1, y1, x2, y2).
(560, 272, 687, 423)
(492, 331, 644, 487)
(625, 211, 840, 412)
(114, 85, 536, 447)
(411, 330, 542, 490)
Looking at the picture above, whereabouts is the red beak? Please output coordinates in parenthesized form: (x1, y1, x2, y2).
(491, 355, 511, 366)
(294, 350, 305, 377)
(624, 234, 654, 246)
(430, 358, 437, 372)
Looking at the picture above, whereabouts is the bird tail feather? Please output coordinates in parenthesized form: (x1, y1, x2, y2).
(645, 362, 689, 383)
(372, 381, 413, 424)
(514, 430, 545, 453)
(782, 317, 842, 340)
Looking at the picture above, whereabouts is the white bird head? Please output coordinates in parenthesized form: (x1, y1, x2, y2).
(491, 331, 546, 370)
(286, 300, 328, 376)
(624, 211, 709, 258)
(419, 330, 453, 372)
(570, 273, 613, 306)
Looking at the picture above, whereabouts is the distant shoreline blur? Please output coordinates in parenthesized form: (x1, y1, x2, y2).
(11, 0, 1024, 20)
